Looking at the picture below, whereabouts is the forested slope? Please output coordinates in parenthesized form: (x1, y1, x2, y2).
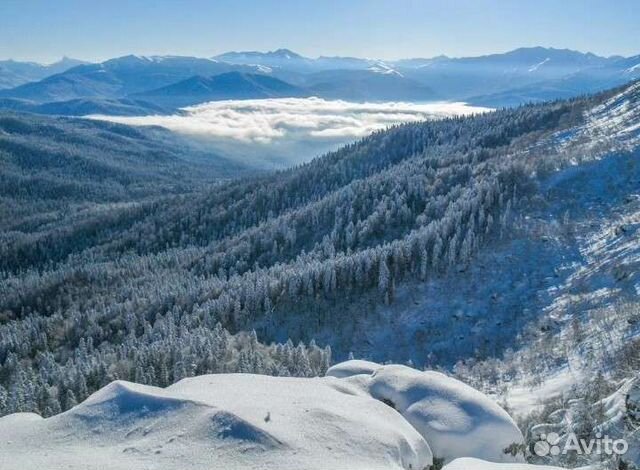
(0, 112, 260, 269)
(1, 81, 638, 419)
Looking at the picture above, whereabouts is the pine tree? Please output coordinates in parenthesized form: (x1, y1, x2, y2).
(75, 373, 89, 401)
(378, 259, 391, 305)
(65, 389, 78, 410)
(43, 388, 61, 417)
(0, 386, 7, 415)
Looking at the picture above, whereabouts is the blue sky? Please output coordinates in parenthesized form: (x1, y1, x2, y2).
(0, 0, 638, 63)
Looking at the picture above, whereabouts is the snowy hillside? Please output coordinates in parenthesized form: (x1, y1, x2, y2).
(2, 76, 640, 469)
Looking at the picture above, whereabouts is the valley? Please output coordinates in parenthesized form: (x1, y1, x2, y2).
(0, 37, 639, 470)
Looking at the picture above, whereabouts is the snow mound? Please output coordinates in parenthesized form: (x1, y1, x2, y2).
(0, 365, 527, 469)
(326, 359, 381, 378)
(443, 457, 570, 470)
(0, 372, 432, 470)
(68, 380, 284, 450)
(79, 379, 203, 414)
(166, 374, 432, 469)
(334, 360, 525, 464)
(0, 412, 43, 425)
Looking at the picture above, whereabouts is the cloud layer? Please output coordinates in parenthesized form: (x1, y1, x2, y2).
(89, 97, 491, 144)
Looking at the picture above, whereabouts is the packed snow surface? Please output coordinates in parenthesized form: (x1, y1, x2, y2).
(0, 372, 432, 470)
(328, 361, 525, 464)
(443, 457, 573, 470)
(0, 361, 531, 470)
(324, 358, 381, 378)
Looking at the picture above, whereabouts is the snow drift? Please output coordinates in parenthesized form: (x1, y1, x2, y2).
(0, 361, 528, 470)
(0, 372, 431, 470)
(442, 458, 569, 470)
(327, 360, 525, 464)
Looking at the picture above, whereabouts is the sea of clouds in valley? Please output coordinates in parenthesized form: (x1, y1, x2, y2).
(90, 98, 491, 168)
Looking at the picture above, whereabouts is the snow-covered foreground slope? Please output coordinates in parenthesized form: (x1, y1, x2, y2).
(442, 458, 573, 470)
(0, 362, 533, 470)
(328, 361, 525, 464)
(0, 373, 430, 470)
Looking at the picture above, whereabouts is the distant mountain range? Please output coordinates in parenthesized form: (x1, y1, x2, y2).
(0, 47, 638, 114)
(303, 69, 437, 101)
(0, 97, 170, 116)
(213, 48, 390, 74)
(0, 56, 87, 89)
(134, 71, 308, 107)
(0, 55, 266, 102)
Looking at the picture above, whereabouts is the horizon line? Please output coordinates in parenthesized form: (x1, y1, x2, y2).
(2, 44, 636, 67)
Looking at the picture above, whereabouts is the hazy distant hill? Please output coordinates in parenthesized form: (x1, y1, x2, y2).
(0, 55, 264, 102)
(0, 57, 87, 89)
(214, 46, 640, 105)
(214, 48, 312, 71)
(0, 111, 254, 207)
(465, 53, 640, 107)
(305, 69, 438, 101)
(134, 72, 308, 107)
(400, 48, 640, 103)
(0, 97, 168, 116)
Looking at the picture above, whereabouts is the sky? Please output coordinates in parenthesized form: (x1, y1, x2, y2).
(0, 0, 638, 63)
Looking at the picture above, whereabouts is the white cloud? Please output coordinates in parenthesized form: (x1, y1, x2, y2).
(88, 97, 491, 144)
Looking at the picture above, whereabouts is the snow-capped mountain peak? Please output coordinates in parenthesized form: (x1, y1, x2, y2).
(367, 61, 404, 76)
(528, 57, 550, 72)
(625, 62, 640, 74)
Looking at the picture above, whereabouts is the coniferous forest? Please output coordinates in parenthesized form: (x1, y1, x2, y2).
(1, 84, 619, 418)
(2, 4, 640, 467)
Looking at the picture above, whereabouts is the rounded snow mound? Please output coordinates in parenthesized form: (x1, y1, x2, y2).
(77, 380, 201, 416)
(0, 365, 525, 469)
(443, 457, 567, 470)
(0, 373, 432, 470)
(333, 360, 525, 464)
(208, 408, 284, 449)
(168, 373, 433, 469)
(0, 412, 43, 425)
(326, 359, 381, 378)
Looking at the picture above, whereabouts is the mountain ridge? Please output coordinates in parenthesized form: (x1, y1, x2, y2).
(0, 56, 88, 89)
(133, 71, 308, 107)
(2, 47, 638, 109)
